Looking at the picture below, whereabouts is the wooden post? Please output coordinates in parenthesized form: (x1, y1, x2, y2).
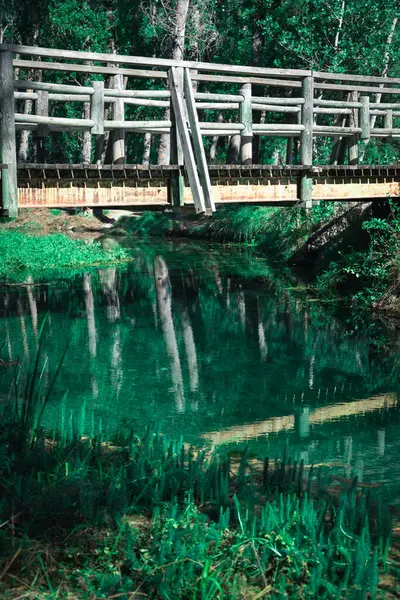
(300, 75, 313, 208)
(91, 81, 105, 135)
(169, 67, 185, 208)
(348, 91, 359, 165)
(112, 73, 125, 164)
(35, 90, 49, 163)
(240, 83, 252, 165)
(0, 49, 18, 217)
(360, 95, 370, 141)
(169, 67, 206, 214)
(184, 68, 215, 213)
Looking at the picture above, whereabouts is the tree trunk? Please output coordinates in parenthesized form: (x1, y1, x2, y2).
(359, 16, 398, 162)
(158, 0, 190, 164)
(142, 133, 152, 165)
(82, 101, 92, 163)
(227, 134, 241, 163)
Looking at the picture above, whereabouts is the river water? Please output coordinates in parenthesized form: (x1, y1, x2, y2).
(1, 240, 400, 502)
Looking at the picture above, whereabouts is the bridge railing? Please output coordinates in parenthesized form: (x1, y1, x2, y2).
(1, 43, 400, 215)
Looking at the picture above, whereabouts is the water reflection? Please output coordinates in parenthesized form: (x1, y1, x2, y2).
(1, 241, 400, 499)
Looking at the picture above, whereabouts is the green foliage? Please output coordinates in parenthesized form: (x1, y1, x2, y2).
(0, 230, 131, 278)
(316, 201, 400, 311)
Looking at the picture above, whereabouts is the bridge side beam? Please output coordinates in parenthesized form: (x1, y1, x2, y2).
(0, 49, 18, 217)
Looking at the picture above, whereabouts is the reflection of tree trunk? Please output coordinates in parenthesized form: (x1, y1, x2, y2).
(99, 268, 120, 322)
(25, 276, 38, 339)
(158, 0, 190, 164)
(83, 273, 97, 357)
(17, 300, 30, 362)
(111, 325, 123, 401)
(155, 256, 185, 412)
(180, 308, 199, 395)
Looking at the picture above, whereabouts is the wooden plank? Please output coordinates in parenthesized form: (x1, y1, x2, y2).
(13, 59, 168, 80)
(193, 73, 302, 87)
(252, 96, 305, 105)
(15, 113, 94, 128)
(300, 76, 313, 208)
(360, 96, 370, 141)
(195, 92, 244, 102)
(48, 93, 91, 102)
(106, 97, 169, 108)
(169, 67, 206, 214)
(184, 68, 215, 212)
(314, 99, 362, 108)
(104, 89, 171, 99)
(253, 123, 304, 131)
(0, 50, 18, 217)
(240, 83, 252, 165)
(14, 91, 38, 100)
(316, 82, 400, 94)
(252, 104, 301, 113)
(314, 125, 361, 134)
(195, 102, 240, 110)
(91, 81, 105, 135)
(313, 70, 400, 86)
(198, 122, 244, 130)
(104, 120, 171, 130)
(14, 80, 94, 94)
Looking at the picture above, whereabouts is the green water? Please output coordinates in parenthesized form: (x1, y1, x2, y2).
(1, 240, 400, 501)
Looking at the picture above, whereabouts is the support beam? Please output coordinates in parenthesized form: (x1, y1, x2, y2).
(184, 68, 215, 212)
(35, 90, 49, 163)
(240, 83, 253, 165)
(300, 76, 313, 208)
(112, 74, 125, 164)
(348, 91, 359, 165)
(169, 67, 185, 208)
(91, 81, 105, 135)
(360, 96, 371, 141)
(168, 67, 206, 214)
(0, 50, 18, 217)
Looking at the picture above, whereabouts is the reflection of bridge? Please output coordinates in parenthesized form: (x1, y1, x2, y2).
(203, 393, 397, 446)
(2, 43, 400, 216)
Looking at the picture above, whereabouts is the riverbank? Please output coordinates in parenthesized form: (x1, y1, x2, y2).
(0, 365, 395, 599)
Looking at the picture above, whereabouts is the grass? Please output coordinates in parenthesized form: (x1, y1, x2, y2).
(0, 339, 396, 599)
(0, 230, 131, 279)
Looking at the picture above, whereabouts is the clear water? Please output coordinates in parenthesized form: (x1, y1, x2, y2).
(1, 240, 400, 501)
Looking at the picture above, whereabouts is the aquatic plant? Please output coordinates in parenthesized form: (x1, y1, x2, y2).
(0, 345, 394, 598)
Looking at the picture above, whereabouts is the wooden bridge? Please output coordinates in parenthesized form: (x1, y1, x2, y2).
(1, 44, 400, 217)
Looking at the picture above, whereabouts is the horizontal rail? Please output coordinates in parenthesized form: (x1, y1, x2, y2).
(2, 43, 311, 78)
(14, 80, 94, 94)
(6, 43, 400, 88)
(14, 113, 94, 129)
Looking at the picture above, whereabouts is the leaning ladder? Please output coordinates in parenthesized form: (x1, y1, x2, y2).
(168, 67, 215, 214)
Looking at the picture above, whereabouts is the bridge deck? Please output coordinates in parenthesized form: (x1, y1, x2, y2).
(15, 164, 400, 209)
